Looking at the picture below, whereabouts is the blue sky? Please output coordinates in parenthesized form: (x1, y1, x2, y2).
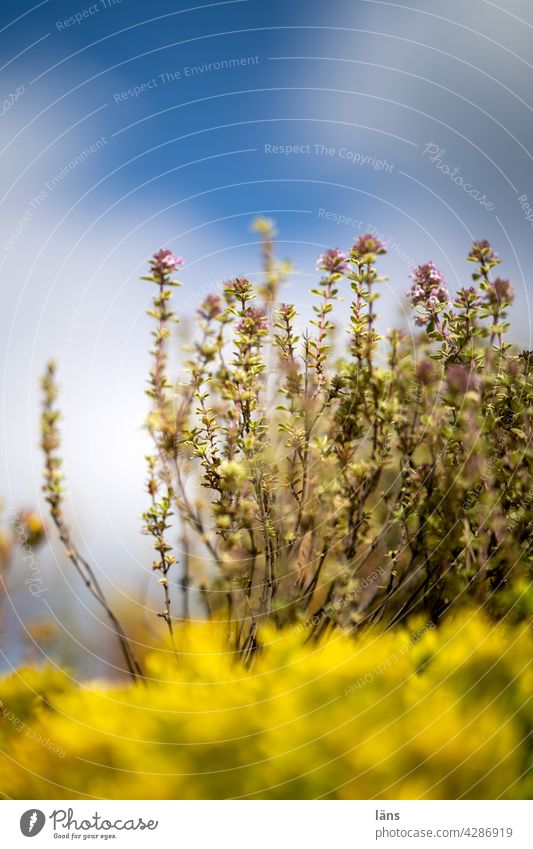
(1, 0, 532, 667)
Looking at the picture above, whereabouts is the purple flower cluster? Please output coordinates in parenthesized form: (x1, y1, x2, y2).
(236, 307, 268, 336)
(316, 248, 348, 274)
(225, 277, 254, 299)
(352, 233, 387, 257)
(197, 293, 223, 321)
(150, 249, 184, 281)
(446, 364, 481, 395)
(486, 277, 515, 306)
(408, 262, 449, 321)
(455, 286, 483, 310)
(468, 240, 500, 265)
(415, 359, 436, 386)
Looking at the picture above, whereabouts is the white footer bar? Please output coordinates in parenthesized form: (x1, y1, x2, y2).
(2, 799, 530, 848)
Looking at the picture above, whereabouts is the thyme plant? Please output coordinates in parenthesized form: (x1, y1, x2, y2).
(41, 223, 532, 665)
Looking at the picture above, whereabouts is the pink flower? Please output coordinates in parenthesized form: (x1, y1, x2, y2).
(468, 240, 500, 265)
(446, 364, 481, 395)
(352, 233, 387, 257)
(150, 249, 184, 280)
(225, 277, 254, 298)
(455, 287, 483, 309)
(316, 248, 348, 273)
(408, 262, 449, 323)
(236, 307, 268, 335)
(415, 359, 436, 386)
(197, 293, 223, 321)
(485, 278, 515, 306)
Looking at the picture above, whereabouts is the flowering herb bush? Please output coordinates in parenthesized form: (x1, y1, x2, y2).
(41, 221, 532, 672)
(0, 612, 531, 799)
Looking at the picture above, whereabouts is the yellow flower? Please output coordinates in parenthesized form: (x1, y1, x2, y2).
(0, 611, 529, 800)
